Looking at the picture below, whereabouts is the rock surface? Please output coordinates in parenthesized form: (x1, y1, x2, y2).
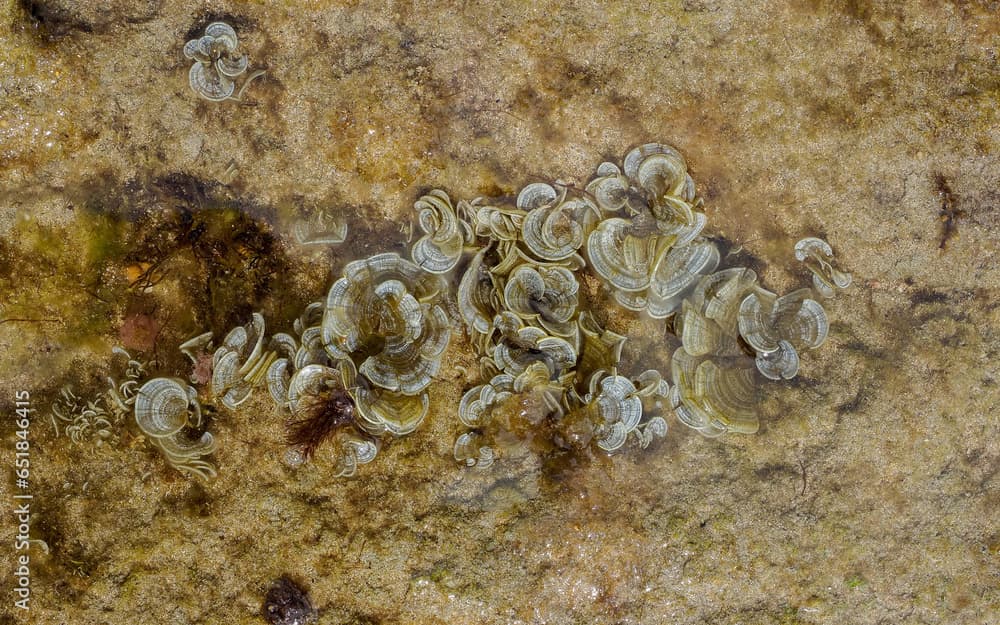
(0, 1, 998, 624)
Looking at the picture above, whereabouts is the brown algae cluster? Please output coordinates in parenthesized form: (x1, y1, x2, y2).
(183, 21, 263, 102)
(131, 376, 216, 480)
(448, 143, 852, 460)
(268, 252, 451, 475)
(47, 143, 850, 480)
(49, 346, 218, 479)
(48, 348, 149, 445)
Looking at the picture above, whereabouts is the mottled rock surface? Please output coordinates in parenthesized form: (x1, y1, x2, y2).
(0, 1, 998, 624)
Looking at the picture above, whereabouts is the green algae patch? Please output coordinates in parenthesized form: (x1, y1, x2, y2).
(2, 213, 122, 351)
(845, 575, 867, 589)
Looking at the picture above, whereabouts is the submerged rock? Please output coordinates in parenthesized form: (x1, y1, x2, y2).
(262, 576, 317, 625)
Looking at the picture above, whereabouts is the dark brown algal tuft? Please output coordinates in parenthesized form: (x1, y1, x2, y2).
(285, 389, 356, 460)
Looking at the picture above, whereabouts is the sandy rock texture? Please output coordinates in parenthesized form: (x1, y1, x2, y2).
(0, 0, 998, 624)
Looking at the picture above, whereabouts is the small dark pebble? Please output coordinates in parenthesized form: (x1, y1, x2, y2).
(262, 576, 317, 625)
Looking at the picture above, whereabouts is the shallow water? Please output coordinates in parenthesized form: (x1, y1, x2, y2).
(1, 1, 998, 624)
